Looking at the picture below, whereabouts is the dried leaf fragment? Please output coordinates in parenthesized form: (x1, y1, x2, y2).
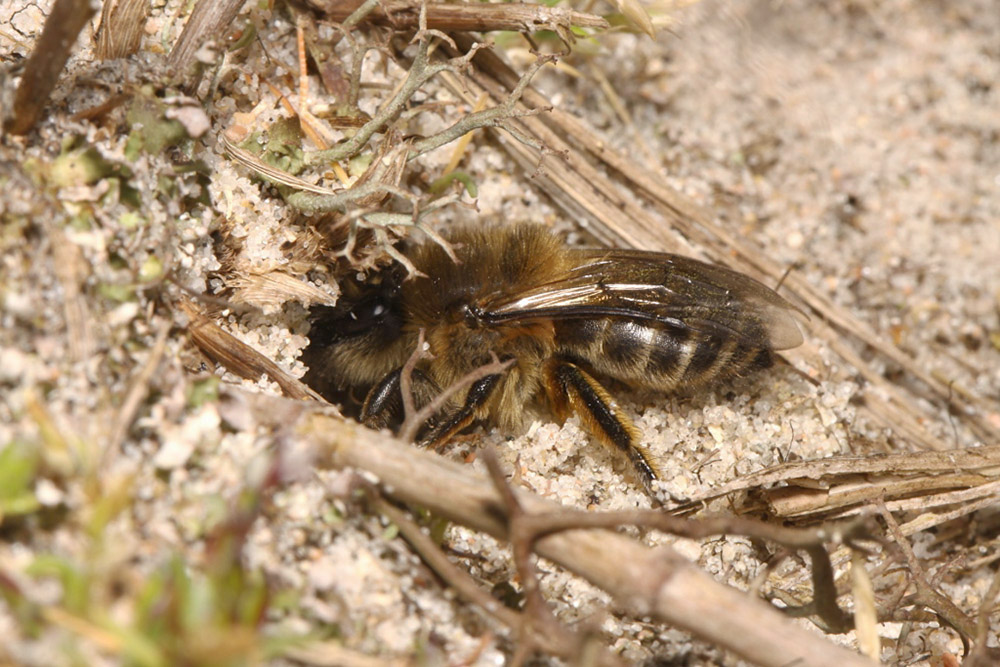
(95, 0, 152, 60)
(179, 299, 321, 401)
(226, 271, 339, 313)
(613, 0, 655, 37)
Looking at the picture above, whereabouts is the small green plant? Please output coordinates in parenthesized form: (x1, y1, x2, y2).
(2, 459, 301, 666)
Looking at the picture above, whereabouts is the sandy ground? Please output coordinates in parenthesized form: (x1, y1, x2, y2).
(1, 0, 998, 664)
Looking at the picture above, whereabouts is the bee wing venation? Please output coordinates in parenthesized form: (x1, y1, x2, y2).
(486, 249, 803, 351)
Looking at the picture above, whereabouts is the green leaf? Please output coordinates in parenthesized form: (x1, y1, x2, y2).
(0, 442, 40, 519)
(186, 377, 220, 408)
(26, 555, 90, 614)
(428, 171, 478, 197)
(50, 147, 115, 187)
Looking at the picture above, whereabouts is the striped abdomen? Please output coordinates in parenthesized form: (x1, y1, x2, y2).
(555, 318, 773, 392)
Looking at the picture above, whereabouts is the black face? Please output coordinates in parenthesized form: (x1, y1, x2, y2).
(300, 267, 406, 408)
(307, 268, 403, 348)
(336, 289, 400, 338)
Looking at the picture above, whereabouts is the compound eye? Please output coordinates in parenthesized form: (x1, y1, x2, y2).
(339, 297, 388, 335)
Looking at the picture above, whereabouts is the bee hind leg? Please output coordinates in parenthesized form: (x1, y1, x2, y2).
(543, 358, 661, 494)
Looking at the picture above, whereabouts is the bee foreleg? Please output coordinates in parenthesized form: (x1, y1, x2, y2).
(361, 367, 440, 431)
(417, 373, 503, 449)
(543, 359, 661, 492)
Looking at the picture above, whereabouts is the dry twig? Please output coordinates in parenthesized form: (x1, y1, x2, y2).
(966, 566, 1000, 667)
(877, 503, 982, 653)
(478, 446, 883, 634)
(672, 445, 1000, 524)
(105, 319, 172, 457)
(368, 485, 620, 665)
(480, 448, 619, 665)
(305, 0, 608, 36)
(398, 354, 515, 443)
(168, 0, 245, 72)
(304, 413, 877, 667)
(5, 0, 96, 134)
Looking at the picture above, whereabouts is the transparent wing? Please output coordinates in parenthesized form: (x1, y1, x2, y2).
(481, 248, 803, 350)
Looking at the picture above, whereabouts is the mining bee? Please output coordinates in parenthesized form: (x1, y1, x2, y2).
(302, 224, 803, 492)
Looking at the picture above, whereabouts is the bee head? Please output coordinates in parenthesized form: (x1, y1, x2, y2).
(301, 266, 408, 402)
(306, 266, 404, 350)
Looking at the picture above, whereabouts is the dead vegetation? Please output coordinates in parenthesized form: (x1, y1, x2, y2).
(1, 0, 998, 665)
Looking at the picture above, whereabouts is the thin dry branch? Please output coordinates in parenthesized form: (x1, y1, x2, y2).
(105, 319, 171, 456)
(878, 503, 984, 656)
(407, 53, 553, 160)
(304, 17, 488, 166)
(966, 567, 1000, 667)
(673, 445, 1000, 523)
(478, 449, 877, 634)
(303, 413, 877, 667)
(398, 328, 430, 426)
(398, 355, 515, 443)
(168, 0, 245, 72)
(372, 494, 520, 631)
(371, 490, 621, 665)
(480, 449, 619, 666)
(288, 11, 554, 185)
(6, 0, 96, 134)
(306, 0, 608, 34)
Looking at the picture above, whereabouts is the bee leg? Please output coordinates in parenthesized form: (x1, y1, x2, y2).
(418, 373, 503, 448)
(543, 359, 661, 493)
(361, 368, 440, 432)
